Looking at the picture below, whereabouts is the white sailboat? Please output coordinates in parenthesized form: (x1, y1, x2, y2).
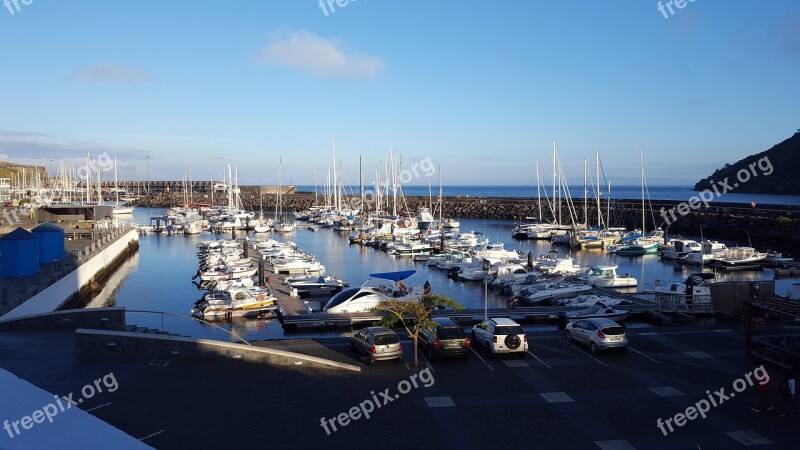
(112, 157, 134, 215)
(272, 158, 295, 233)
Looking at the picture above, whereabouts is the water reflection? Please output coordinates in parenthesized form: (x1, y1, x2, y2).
(103, 208, 798, 342)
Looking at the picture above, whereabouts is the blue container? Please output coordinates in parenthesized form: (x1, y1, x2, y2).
(0, 228, 40, 277)
(32, 222, 65, 263)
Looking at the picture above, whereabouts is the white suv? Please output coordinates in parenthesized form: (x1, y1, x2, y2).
(472, 318, 528, 355)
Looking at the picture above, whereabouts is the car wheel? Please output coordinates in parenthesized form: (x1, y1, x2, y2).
(471, 330, 476, 341)
(366, 353, 374, 365)
(590, 342, 598, 354)
(564, 331, 572, 342)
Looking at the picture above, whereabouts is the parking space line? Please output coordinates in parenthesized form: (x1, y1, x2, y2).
(628, 346, 661, 364)
(469, 347, 494, 371)
(138, 430, 165, 441)
(416, 349, 436, 373)
(569, 344, 607, 366)
(85, 402, 112, 412)
(527, 350, 551, 369)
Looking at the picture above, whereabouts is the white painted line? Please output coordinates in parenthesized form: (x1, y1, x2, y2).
(469, 347, 494, 371)
(502, 359, 529, 368)
(570, 344, 607, 367)
(725, 430, 772, 446)
(628, 347, 661, 364)
(540, 392, 574, 403)
(424, 396, 455, 407)
(139, 430, 166, 441)
(649, 386, 684, 397)
(595, 439, 636, 450)
(85, 402, 112, 412)
(416, 349, 436, 373)
(684, 351, 712, 359)
(527, 350, 552, 369)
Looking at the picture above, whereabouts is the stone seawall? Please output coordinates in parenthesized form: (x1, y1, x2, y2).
(133, 192, 800, 255)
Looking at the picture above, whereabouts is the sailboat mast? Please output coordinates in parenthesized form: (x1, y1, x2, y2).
(596, 151, 601, 227)
(114, 157, 119, 207)
(552, 141, 556, 224)
(332, 139, 338, 213)
(438, 165, 443, 224)
(583, 159, 587, 228)
(209, 156, 214, 206)
(536, 160, 541, 222)
(640, 146, 645, 234)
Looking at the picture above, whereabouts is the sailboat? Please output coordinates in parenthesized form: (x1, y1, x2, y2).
(112, 158, 134, 215)
(272, 158, 295, 232)
(608, 147, 660, 256)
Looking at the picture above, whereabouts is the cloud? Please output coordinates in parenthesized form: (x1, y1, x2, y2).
(66, 63, 151, 84)
(256, 30, 384, 79)
(0, 130, 49, 138)
(0, 135, 148, 162)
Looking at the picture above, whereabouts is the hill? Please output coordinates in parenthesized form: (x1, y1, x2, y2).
(0, 161, 48, 182)
(694, 131, 800, 195)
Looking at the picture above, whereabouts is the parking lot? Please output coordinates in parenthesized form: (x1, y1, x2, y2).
(1, 324, 798, 449)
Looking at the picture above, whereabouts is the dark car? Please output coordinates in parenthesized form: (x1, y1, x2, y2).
(419, 317, 470, 359)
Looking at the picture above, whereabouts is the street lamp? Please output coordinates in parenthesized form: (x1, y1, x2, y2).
(146, 155, 150, 195)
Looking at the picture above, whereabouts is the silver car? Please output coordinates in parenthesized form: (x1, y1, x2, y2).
(565, 318, 627, 354)
(350, 326, 403, 365)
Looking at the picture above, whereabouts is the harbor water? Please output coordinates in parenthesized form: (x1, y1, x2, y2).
(88, 208, 799, 342)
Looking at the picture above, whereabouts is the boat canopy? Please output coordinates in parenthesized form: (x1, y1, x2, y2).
(369, 270, 417, 282)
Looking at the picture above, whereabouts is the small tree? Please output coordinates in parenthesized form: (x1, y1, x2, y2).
(371, 292, 463, 367)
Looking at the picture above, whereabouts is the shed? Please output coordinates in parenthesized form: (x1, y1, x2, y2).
(32, 222, 65, 263)
(0, 227, 40, 277)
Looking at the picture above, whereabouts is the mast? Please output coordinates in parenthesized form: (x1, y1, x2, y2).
(313, 165, 319, 207)
(596, 151, 601, 227)
(583, 158, 587, 229)
(536, 160, 541, 222)
(552, 141, 556, 224)
(332, 139, 338, 213)
(438, 165, 443, 224)
(114, 157, 119, 207)
(210, 156, 214, 206)
(189, 168, 193, 205)
(640, 146, 645, 234)
(85, 153, 90, 204)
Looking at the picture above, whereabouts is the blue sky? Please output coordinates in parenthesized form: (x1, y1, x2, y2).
(1, 0, 798, 187)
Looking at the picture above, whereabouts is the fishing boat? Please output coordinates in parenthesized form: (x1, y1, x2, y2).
(710, 246, 767, 270)
(660, 239, 701, 260)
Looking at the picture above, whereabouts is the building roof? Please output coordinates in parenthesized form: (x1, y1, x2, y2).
(32, 222, 65, 233)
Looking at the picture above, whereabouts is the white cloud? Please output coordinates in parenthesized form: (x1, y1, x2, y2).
(66, 63, 151, 84)
(257, 30, 384, 79)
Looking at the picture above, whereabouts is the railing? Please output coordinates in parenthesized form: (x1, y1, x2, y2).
(655, 293, 713, 314)
(124, 309, 252, 346)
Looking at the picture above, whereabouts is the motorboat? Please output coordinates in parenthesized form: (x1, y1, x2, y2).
(323, 270, 417, 313)
(515, 281, 592, 304)
(565, 302, 628, 322)
(580, 265, 637, 288)
(655, 273, 716, 297)
(539, 257, 582, 276)
(285, 274, 348, 297)
(684, 241, 729, 266)
(660, 239, 701, 260)
(553, 294, 624, 307)
(710, 246, 767, 270)
(440, 218, 460, 229)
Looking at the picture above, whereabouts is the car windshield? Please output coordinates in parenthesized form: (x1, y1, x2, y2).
(602, 326, 625, 336)
(374, 333, 399, 345)
(438, 327, 465, 339)
(495, 326, 523, 335)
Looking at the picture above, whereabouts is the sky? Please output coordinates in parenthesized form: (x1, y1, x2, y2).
(1, 0, 799, 187)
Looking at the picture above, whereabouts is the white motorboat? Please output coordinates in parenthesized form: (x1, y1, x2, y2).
(660, 239, 701, 260)
(515, 281, 592, 304)
(580, 265, 637, 288)
(440, 218, 460, 229)
(285, 274, 347, 297)
(539, 257, 583, 276)
(684, 241, 728, 266)
(323, 270, 416, 313)
(710, 246, 767, 269)
(655, 273, 716, 297)
(184, 222, 203, 235)
(565, 302, 628, 322)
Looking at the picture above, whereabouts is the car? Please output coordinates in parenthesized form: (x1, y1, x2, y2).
(419, 317, 470, 359)
(350, 326, 403, 365)
(471, 317, 528, 355)
(564, 318, 628, 354)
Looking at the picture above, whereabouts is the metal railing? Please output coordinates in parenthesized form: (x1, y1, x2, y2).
(124, 309, 252, 346)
